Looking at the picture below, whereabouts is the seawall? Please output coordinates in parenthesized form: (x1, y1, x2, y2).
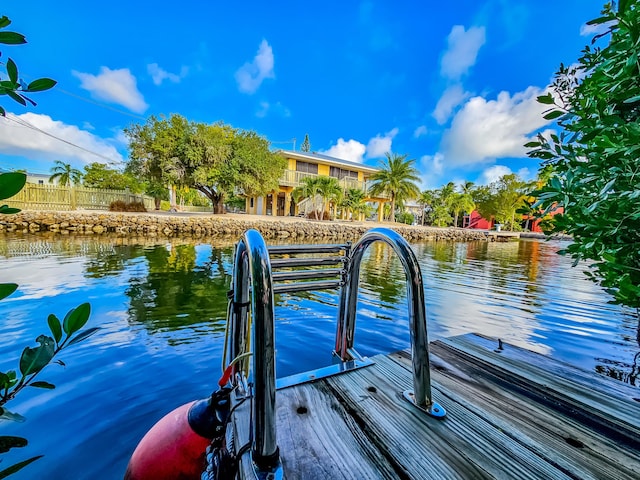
(0, 211, 495, 242)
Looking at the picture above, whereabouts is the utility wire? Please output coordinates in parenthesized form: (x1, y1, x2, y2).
(3, 114, 123, 165)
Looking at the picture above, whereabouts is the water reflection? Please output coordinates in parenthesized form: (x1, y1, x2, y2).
(0, 232, 639, 480)
(124, 244, 232, 343)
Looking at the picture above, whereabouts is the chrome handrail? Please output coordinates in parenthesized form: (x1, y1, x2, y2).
(334, 228, 445, 417)
(228, 229, 281, 473)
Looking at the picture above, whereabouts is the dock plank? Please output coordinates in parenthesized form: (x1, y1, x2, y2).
(231, 333, 640, 479)
(435, 334, 640, 447)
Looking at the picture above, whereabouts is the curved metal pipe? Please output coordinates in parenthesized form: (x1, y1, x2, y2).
(336, 228, 442, 415)
(229, 229, 280, 467)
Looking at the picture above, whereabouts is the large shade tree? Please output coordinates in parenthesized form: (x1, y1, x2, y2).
(125, 114, 285, 213)
(526, 1, 640, 312)
(369, 152, 420, 223)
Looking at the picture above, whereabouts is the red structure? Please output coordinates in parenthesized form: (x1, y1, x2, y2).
(463, 207, 564, 233)
(463, 211, 493, 230)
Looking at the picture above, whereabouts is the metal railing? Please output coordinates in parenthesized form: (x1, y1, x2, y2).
(225, 228, 443, 477)
(334, 228, 445, 416)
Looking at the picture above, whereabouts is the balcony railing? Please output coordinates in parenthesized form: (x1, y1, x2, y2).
(279, 169, 386, 198)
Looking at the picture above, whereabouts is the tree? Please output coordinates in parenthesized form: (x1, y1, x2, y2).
(473, 174, 527, 231)
(429, 184, 455, 227)
(82, 163, 142, 192)
(0, 16, 56, 116)
(300, 133, 310, 152)
(368, 152, 420, 223)
(316, 175, 342, 220)
(125, 115, 285, 214)
(340, 188, 366, 221)
(292, 176, 322, 220)
(451, 192, 475, 228)
(48, 160, 83, 186)
(417, 190, 435, 226)
(124, 114, 189, 209)
(526, 1, 640, 312)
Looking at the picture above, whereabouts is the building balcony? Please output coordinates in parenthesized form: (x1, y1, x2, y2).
(279, 169, 386, 198)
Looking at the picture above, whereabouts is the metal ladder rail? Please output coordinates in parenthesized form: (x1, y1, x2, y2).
(226, 236, 349, 477)
(228, 230, 281, 476)
(334, 228, 445, 417)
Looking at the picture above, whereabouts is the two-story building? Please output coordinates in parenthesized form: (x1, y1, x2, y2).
(244, 150, 389, 221)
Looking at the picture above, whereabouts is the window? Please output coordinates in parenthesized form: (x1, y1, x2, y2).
(329, 167, 358, 180)
(38, 180, 44, 185)
(296, 161, 318, 174)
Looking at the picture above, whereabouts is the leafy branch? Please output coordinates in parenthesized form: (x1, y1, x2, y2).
(0, 15, 56, 116)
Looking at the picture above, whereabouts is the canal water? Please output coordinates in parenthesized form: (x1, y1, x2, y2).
(0, 233, 637, 479)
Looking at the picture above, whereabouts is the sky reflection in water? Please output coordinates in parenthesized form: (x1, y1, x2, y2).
(0, 234, 637, 479)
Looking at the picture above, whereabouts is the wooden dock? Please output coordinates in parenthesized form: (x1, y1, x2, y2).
(231, 333, 640, 479)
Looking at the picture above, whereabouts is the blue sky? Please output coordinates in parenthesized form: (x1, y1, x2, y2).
(1, 0, 604, 189)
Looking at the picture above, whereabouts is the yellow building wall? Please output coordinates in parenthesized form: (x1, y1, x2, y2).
(318, 164, 330, 176)
(288, 158, 296, 169)
(358, 171, 364, 181)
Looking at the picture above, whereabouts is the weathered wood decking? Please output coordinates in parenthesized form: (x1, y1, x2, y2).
(231, 333, 640, 479)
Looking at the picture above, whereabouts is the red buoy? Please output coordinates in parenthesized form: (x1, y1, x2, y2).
(124, 401, 211, 480)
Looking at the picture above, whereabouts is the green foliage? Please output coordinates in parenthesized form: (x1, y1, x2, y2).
(82, 163, 143, 192)
(0, 173, 25, 214)
(49, 160, 83, 186)
(472, 174, 529, 231)
(396, 211, 414, 225)
(369, 152, 421, 223)
(0, 173, 98, 478)
(526, 2, 640, 310)
(0, 16, 56, 116)
(340, 188, 368, 220)
(125, 114, 285, 214)
(300, 133, 310, 152)
(292, 176, 322, 220)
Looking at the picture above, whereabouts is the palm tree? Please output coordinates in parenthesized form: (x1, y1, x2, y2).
(49, 160, 83, 186)
(369, 152, 420, 223)
(417, 190, 435, 226)
(461, 180, 475, 195)
(292, 176, 321, 219)
(340, 188, 366, 220)
(316, 176, 342, 220)
(451, 192, 475, 227)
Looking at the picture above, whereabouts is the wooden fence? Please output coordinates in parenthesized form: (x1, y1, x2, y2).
(6, 183, 156, 211)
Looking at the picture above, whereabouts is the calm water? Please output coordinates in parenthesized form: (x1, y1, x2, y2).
(0, 233, 638, 479)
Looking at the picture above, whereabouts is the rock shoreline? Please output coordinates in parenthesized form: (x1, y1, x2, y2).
(0, 211, 495, 242)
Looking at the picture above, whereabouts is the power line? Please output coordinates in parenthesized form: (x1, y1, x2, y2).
(3, 114, 124, 165)
(53, 87, 147, 121)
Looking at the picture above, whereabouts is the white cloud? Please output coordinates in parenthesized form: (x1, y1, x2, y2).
(147, 63, 188, 85)
(72, 67, 148, 113)
(323, 138, 366, 163)
(0, 113, 125, 166)
(417, 153, 445, 189)
(433, 84, 470, 124)
(235, 39, 275, 94)
(366, 128, 398, 158)
(479, 165, 512, 185)
(441, 86, 552, 166)
(413, 125, 428, 138)
(517, 167, 532, 181)
(440, 25, 486, 79)
(256, 100, 291, 118)
(580, 21, 614, 37)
